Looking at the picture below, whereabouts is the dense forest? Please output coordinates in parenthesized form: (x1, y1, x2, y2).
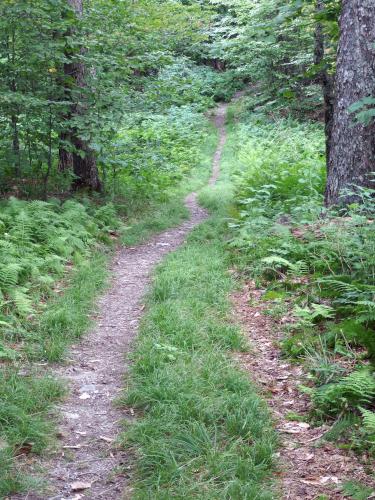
(0, 0, 374, 498)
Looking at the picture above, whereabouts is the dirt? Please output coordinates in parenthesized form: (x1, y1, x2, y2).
(11, 104, 228, 500)
(232, 281, 375, 500)
(210, 102, 227, 186)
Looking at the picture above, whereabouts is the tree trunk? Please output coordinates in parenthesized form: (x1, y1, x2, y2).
(325, 0, 375, 206)
(58, 131, 73, 172)
(71, 138, 101, 191)
(58, 0, 102, 192)
(11, 114, 20, 177)
(314, 0, 334, 172)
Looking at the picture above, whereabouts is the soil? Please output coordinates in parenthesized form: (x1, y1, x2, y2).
(11, 103, 228, 500)
(232, 281, 375, 500)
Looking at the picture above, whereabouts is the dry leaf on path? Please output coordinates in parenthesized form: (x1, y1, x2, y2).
(280, 422, 310, 434)
(71, 481, 92, 491)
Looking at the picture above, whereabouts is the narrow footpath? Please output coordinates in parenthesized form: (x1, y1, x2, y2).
(13, 103, 228, 500)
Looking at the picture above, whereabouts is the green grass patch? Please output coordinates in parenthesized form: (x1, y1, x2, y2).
(0, 370, 64, 497)
(32, 252, 109, 362)
(122, 194, 276, 497)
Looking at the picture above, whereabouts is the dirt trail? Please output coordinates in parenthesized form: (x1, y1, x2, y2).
(233, 282, 374, 500)
(13, 104, 228, 500)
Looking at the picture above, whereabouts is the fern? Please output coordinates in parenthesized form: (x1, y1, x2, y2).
(360, 408, 375, 435)
(320, 278, 361, 295)
(261, 255, 309, 275)
(8, 288, 33, 317)
(313, 369, 375, 416)
(0, 263, 22, 291)
(0, 198, 121, 330)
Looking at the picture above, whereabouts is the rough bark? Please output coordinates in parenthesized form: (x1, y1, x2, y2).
(58, 0, 102, 192)
(325, 0, 375, 206)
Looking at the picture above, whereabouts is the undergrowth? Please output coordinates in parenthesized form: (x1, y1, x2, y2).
(228, 99, 375, 461)
(122, 165, 276, 498)
(120, 122, 218, 247)
(0, 114, 219, 497)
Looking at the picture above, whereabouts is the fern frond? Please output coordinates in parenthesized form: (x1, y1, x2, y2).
(360, 408, 375, 434)
(319, 279, 360, 295)
(0, 263, 22, 291)
(313, 368, 375, 416)
(8, 288, 33, 317)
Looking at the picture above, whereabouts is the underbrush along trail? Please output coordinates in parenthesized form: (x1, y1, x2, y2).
(14, 104, 227, 499)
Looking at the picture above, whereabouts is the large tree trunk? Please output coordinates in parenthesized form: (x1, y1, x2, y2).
(58, 0, 102, 192)
(325, 0, 375, 206)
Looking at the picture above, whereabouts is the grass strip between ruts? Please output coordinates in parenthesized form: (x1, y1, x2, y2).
(122, 204, 277, 498)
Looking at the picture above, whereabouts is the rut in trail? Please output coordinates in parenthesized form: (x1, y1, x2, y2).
(13, 104, 228, 500)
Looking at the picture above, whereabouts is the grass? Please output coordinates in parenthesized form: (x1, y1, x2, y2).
(0, 371, 65, 497)
(121, 122, 218, 247)
(0, 120, 219, 498)
(121, 134, 277, 498)
(0, 252, 107, 497)
(31, 252, 110, 362)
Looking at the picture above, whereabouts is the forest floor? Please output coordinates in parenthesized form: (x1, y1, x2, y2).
(9, 97, 374, 500)
(233, 283, 374, 500)
(11, 105, 228, 500)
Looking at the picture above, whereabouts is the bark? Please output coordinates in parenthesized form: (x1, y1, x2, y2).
(71, 138, 101, 191)
(11, 114, 20, 177)
(58, 0, 102, 192)
(314, 0, 334, 172)
(325, 0, 375, 206)
(58, 131, 73, 172)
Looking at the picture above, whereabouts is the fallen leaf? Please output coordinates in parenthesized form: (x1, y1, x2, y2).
(71, 481, 92, 491)
(100, 435, 113, 443)
(320, 476, 340, 485)
(281, 422, 310, 434)
(16, 442, 34, 455)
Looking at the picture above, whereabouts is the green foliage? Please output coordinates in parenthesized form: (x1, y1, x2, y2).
(228, 107, 375, 456)
(232, 114, 325, 213)
(341, 480, 375, 500)
(108, 106, 210, 199)
(312, 369, 375, 417)
(0, 197, 120, 352)
(207, 0, 331, 111)
(0, 0, 215, 195)
(122, 210, 276, 497)
(360, 408, 375, 436)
